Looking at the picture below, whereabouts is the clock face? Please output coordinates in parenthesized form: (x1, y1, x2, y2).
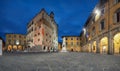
(16, 40, 19, 45)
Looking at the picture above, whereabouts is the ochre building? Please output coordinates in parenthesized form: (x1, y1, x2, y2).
(6, 34, 26, 52)
(62, 36, 81, 52)
(80, 0, 120, 54)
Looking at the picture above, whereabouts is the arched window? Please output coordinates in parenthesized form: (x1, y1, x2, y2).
(113, 8, 120, 23)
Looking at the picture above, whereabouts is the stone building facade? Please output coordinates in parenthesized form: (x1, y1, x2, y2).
(6, 34, 26, 52)
(80, 0, 120, 54)
(62, 36, 81, 52)
(26, 9, 58, 52)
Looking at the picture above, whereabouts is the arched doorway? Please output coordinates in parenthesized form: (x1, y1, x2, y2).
(13, 45, 17, 51)
(7, 45, 12, 51)
(92, 41, 96, 53)
(100, 37, 108, 54)
(113, 33, 120, 54)
(18, 45, 22, 51)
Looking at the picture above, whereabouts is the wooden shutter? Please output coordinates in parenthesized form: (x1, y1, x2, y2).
(113, 13, 117, 24)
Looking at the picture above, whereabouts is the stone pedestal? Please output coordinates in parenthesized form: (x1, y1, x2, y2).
(61, 46, 67, 52)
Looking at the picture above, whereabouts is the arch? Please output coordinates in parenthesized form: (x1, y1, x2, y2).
(92, 41, 96, 53)
(113, 33, 120, 54)
(13, 45, 17, 50)
(100, 37, 108, 54)
(7, 45, 12, 51)
(18, 45, 22, 50)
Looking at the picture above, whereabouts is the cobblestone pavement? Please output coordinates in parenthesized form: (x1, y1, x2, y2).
(0, 52, 120, 71)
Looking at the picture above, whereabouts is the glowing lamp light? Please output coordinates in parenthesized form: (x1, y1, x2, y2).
(16, 40, 19, 45)
(83, 28, 86, 35)
(95, 9, 101, 15)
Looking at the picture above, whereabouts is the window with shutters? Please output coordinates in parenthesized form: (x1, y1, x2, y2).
(100, 19, 105, 31)
(113, 8, 120, 24)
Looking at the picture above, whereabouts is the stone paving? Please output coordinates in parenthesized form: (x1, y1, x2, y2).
(0, 52, 120, 71)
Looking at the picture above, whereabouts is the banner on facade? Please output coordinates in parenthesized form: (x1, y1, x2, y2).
(0, 40, 2, 55)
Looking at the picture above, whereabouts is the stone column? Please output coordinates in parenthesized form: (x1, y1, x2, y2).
(96, 38, 100, 53)
(111, 38, 114, 54)
(108, 32, 113, 54)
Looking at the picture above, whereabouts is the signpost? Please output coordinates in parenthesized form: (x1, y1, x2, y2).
(0, 40, 2, 55)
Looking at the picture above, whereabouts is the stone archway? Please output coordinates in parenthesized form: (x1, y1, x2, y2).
(18, 45, 22, 51)
(113, 33, 120, 54)
(100, 37, 108, 54)
(92, 41, 96, 53)
(7, 45, 12, 51)
(13, 45, 17, 51)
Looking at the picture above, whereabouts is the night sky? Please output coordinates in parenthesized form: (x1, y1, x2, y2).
(0, 0, 98, 42)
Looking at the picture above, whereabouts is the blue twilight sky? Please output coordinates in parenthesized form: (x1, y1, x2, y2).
(0, 0, 98, 42)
